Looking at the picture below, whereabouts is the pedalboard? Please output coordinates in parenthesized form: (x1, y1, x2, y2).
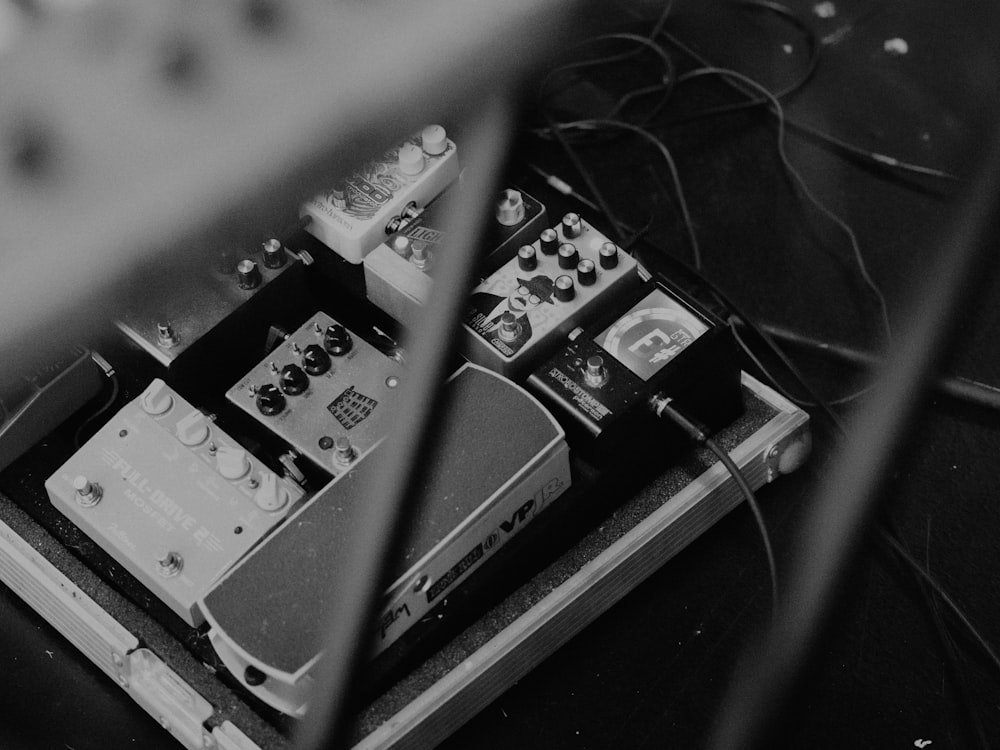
(45, 379, 305, 627)
(225, 311, 403, 473)
(301, 125, 460, 264)
(363, 186, 549, 323)
(527, 284, 743, 462)
(201, 363, 570, 716)
(462, 213, 641, 377)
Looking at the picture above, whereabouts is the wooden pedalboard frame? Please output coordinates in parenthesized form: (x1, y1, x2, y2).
(0, 373, 808, 750)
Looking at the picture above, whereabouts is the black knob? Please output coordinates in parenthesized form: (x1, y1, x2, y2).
(301, 344, 331, 375)
(599, 241, 619, 269)
(237, 259, 262, 289)
(255, 384, 285, 416)
(262, 239, 286, 269)
(554, 275, 575, 302)
(279, 364, 309, 395)
(577, 258, 597, 286)
(557, 243, 579, 270)
(561, 212, 582, 239)
(517, 245, 537, 271)
(539, 228, 559, 255)
(323, 324, 353, 356)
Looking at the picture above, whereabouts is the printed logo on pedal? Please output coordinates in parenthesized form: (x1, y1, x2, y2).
(327, 387, 378, 430)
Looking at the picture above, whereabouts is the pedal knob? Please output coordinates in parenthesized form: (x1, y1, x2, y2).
(176, 410, 210, 447)
(584, 355, 609, 388)
(577, 258, 597, 286)
(255, 383, 286, 416)
(253, 471, 289, 512)
(262, 238, 286, 269)
(330, 183, 349, 209)
(217, 446, 250, 480)
(561, 212, 583, 239)
(301, 344, 331, 375)
(495, 189, 525, 226)
(421, 124, 448, 155)
(517, 245, 537, 271)
(237, 259, 262, 289)
(323, 324, 353, 356)
(557, 243, 579, 270)
(539, 228, 559, 255)
(140, 380, 174, 416)
(498, 312, 520, 342)
(398, 143, 425, 175)
(599, 241, 619, 269)
(555, 275, 575, 302)
(279, 364, 309, 395)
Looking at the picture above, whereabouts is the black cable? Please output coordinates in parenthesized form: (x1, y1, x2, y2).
(679, 65, 893, 345)
(544, 118, 701, 269)
(651, 395, 778, 622)
(542, 111, 629, 244)
(665, 0, 821, 128)
(661, 30, 960, 182)
(707, 106, 1000, 750)
(72, 371, 120, 448)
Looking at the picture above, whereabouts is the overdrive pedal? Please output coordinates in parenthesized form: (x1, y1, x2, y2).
(225, 312, 403, 473)
(45, 379, 305, 626)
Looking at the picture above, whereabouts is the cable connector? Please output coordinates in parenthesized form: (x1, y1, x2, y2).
(649, 393, 708, 444)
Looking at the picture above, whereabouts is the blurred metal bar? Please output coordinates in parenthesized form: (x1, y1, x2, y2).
(293, 96, 514, 750)
(0, 0, 590, 365)
(708, 132, 1000, 750)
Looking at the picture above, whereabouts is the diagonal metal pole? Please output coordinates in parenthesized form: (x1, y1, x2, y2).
(294, 95, 515, 750)
(707, 130, 1000, 750)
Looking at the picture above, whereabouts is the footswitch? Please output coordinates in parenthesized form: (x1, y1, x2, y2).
(225, 312, 403, 473)
(200, 364, 570, 716)
(301, 125, 459, 264)
(45, 379, 305, 626)
(527, 284, 742, 461)
(363, 186, 548, 323)
(462, 213, 641, 377)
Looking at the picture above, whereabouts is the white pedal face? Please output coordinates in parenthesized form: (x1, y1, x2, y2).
(301, 125, 459, 264)
(45, 379, 304, 626)
(225, 312, 403, 473)
(462, 214, 641, 377)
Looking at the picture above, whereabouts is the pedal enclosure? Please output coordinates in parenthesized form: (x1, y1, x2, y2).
(527, 284, 743, 461)
(363, 187, 548, 323)
(226, 311, 403, 474)
(45, 380, 304, 626)
(301, 126, 459, 263)
(462, 215, 641, 377)
(200, 364, 571, 716)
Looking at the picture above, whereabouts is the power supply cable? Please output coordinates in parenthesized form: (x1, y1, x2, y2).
(677, 64, 893, 345)
(72, 362, 120, 448)
(651, 394, 779, 623)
